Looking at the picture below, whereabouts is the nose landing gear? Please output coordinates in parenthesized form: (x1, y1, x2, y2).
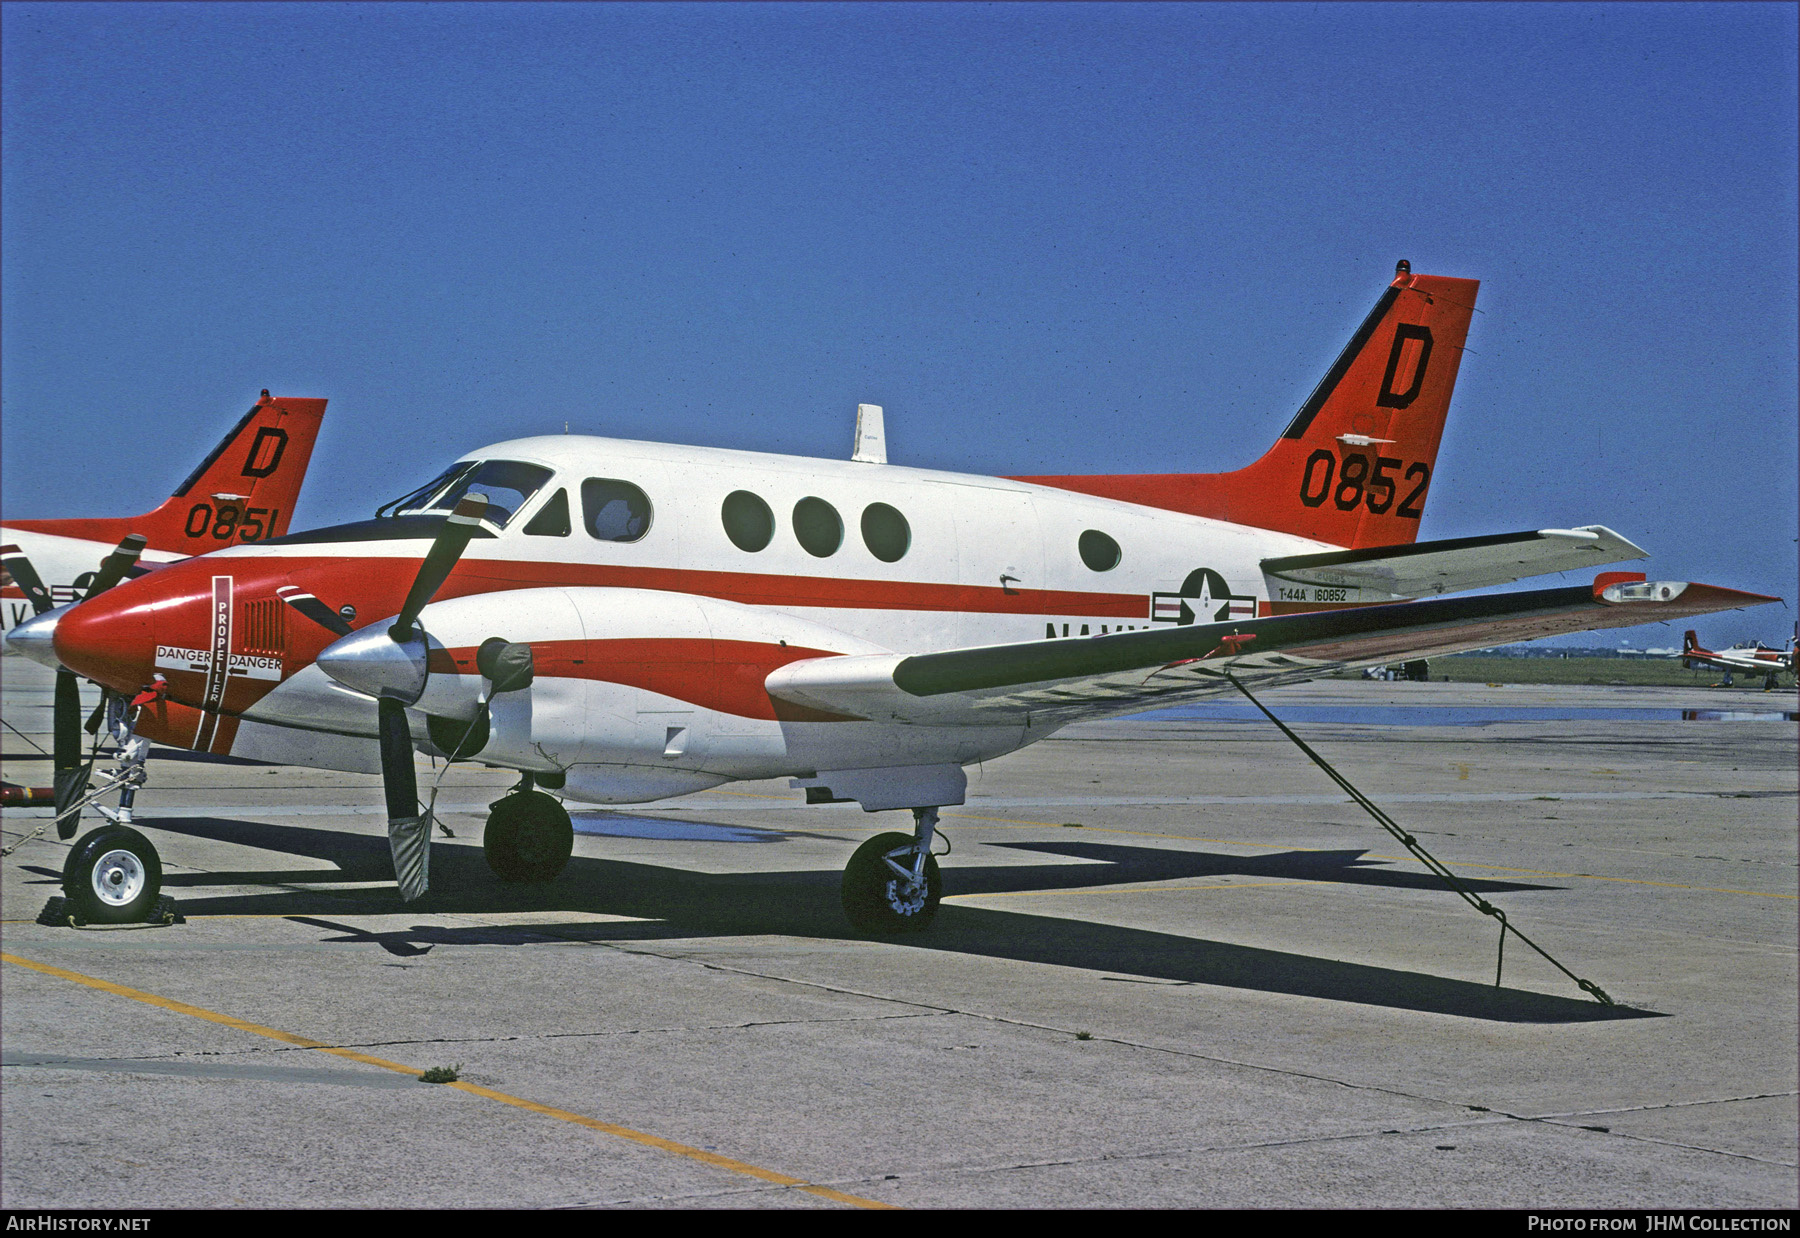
(60, 693, 166, 924)
(842, 806, 944, 933)
(63, 824, 164, 924)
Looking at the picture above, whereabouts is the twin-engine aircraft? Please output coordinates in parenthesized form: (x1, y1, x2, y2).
(10, 263, 1773, 928)
(1679, 628, 1795, 690)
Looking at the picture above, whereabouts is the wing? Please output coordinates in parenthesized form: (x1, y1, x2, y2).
(1260, 526, 1647, 599)
(767, 578, 1774, 726)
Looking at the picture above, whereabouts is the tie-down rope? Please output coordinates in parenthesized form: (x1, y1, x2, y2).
(1224, 673, 1615, 1006)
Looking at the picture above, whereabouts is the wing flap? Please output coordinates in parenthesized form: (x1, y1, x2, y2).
(1261, 526, 1647, 599)
(766, 579, 1773, 726)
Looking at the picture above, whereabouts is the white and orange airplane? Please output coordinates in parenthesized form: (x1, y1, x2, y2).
(9, 264, 1775, 927)
(2, 392, 328, 632)
(1679, 628, 1794, 689)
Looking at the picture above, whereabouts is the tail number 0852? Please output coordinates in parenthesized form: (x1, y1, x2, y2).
(1299, 450, 1428, 518)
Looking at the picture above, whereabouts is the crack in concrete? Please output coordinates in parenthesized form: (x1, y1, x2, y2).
(567, 938, 1799, 1176)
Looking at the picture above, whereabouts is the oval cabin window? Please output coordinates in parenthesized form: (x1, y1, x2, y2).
(860, 503, 910, 563)
(721, 490, 775, 552)
(1078, 529, 1121, 572)
(793, 497, 843, 557)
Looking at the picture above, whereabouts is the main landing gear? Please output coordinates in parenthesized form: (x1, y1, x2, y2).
(842, 806, 943, 933)
(483, 775, 574, 883)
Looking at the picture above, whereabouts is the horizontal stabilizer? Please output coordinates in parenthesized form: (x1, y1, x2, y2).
(767, 578, 1773, 727)
(1261, 526, 1647, 599)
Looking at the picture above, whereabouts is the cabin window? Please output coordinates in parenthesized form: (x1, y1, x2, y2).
(424, 460, 553, 527)
(523, 489, 572, 537)
(793, 497, 843, 557)
(721, 490, 775, 552)
(1078, 529, 1121, 572)
(860, 503, 910, 562)
(581, 478, 653, 542)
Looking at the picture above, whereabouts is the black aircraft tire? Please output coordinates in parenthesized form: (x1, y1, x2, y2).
(63, 825, 163, 924)
(842, 831, 941, 933)
(484, 791, 574, 883)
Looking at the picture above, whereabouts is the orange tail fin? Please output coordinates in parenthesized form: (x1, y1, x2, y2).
(1014, 263, 1478, 548)
(9, 393, 326, 554)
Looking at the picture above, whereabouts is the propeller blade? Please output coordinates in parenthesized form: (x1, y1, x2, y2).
(392, 495, 488, 640)
(84, 690, 109, 735)
(378, 696, 430, 901)
(83, 534, 148, 601)
(275, 586, 354, 637)
(51, 671, 85, 839)
(1, 545, 56, 615)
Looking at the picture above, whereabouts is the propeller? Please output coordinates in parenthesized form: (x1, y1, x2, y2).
(310, 495, 490, 901)
(84, 534, 148, 600)
(1, 544, 56, 615)
(3, 537, 146, 838)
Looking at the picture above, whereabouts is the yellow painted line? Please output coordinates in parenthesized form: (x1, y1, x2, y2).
(946, 880, 1321, 901)
(1, 951, 896, 1209)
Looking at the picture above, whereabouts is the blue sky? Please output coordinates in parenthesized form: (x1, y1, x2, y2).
(4, 2, 1795, 647)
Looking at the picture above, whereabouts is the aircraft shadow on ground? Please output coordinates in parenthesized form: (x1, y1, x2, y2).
(133, 814, 1649, 1024)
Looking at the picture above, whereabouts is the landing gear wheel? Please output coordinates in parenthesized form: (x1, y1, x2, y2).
(483, 790, 573, 883)
(63, 825, 163, 924)
(842, 831, 941, 933)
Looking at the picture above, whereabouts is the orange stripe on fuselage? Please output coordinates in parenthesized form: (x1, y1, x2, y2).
(435, 638, 858, 722)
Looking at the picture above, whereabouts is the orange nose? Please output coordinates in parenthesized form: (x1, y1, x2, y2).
(53, 579, 162, 694)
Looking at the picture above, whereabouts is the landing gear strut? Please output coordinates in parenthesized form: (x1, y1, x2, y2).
(62, 695, 162, 923)
(483, 777, 574, 883)
(842, 806, 943, 933)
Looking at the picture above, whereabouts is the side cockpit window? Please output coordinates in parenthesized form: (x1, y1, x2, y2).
(581, 478, 653, 542)
(523, 488, 572, 537)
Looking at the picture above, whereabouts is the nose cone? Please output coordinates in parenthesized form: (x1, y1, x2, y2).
(316, 625, 429, 704)
(5, 604, 73, 671)
(53, 586, 159, 693)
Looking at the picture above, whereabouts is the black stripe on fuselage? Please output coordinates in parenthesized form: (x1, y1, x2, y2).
(1278, 287, 1401, 441)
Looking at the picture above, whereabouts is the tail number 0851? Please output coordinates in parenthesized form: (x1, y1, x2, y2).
(184, 503, 278, 541)
(1299, 450, 1428, 518)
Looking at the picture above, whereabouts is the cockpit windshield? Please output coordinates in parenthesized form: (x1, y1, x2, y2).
(374, 460, 554, 527)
